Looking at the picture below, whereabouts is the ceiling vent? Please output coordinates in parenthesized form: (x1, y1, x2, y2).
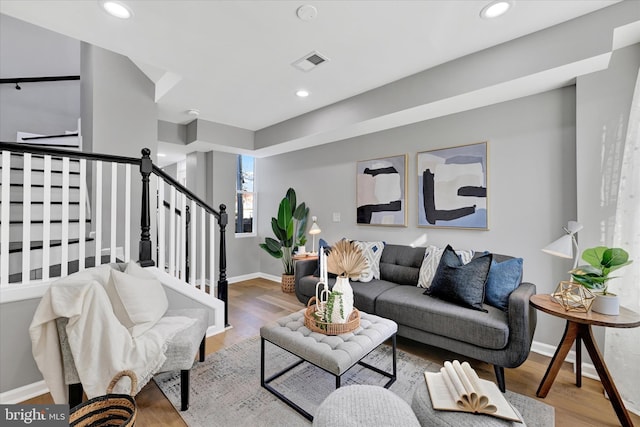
(292, 51, 329, 72)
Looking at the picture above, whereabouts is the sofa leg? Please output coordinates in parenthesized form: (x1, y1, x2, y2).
(69, 383, 83, 408)
(494, 365, 506, 392)
(180, 370, 190, 411)
(199, 336, 206, 362)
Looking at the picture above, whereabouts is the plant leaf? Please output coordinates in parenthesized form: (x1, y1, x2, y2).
(602, 248, 630, 269)
(581, 246, 608, 268)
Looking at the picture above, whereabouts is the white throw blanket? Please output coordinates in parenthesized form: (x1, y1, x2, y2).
(29, 265, 191, 403)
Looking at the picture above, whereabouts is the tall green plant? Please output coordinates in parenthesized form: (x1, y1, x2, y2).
(570, 246, 633, 295)
(259, 188, 309, 275)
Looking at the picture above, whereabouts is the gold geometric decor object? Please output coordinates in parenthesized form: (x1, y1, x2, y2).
(551, 281, 595, 312)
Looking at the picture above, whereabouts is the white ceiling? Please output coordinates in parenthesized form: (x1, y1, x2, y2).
(0, 0, 621, 134)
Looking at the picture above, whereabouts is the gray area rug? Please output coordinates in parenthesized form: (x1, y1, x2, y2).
(155, 336, 554, 427)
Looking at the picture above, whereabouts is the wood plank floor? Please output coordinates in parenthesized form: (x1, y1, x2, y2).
(24, 278, 640, 426)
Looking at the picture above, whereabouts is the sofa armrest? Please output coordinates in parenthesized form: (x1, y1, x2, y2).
(294, 259, 317, 283)
(504, 282, 537, 367)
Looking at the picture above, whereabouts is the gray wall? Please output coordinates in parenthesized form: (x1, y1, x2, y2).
(257, 86, 577, 350)
(0, 14, 80, 141)
(81, 43, 158, 261)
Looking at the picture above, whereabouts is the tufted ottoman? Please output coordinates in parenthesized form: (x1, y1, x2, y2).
(260, 308, 398, 421)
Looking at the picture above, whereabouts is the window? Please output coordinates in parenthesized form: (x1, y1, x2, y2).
(235, 155, 255, 235)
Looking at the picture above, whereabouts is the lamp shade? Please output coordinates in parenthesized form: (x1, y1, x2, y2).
(309, 216, 321, 235)
(542, 234, 573, 259)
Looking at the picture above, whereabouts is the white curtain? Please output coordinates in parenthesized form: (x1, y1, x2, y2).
(607, 67, 640, 415)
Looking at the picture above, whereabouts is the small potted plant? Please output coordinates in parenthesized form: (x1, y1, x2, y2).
(259, 188, 309, 292)
(569, 246, 633, 315)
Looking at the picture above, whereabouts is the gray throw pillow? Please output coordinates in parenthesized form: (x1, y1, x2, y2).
(424, 245, 492, 312)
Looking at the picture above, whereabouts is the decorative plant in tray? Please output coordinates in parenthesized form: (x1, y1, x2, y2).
(325, 240, 368, 323)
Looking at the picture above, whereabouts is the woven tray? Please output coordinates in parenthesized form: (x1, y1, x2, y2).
(304, 296, 360, 335)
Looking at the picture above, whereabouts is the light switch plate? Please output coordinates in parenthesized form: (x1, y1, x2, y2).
(332, 212, 341, 222)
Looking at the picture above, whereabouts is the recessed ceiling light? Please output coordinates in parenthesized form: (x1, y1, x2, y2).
(480, 1, 512, 19)
(187, 109, 200, 116)
(157, 153, 167, 157)
(296, 89, 310, 98)
(100, 1, 133, 19)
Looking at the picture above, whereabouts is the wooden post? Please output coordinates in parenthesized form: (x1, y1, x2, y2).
(139, 148, 155, 266)
(217, 203, 229, 326)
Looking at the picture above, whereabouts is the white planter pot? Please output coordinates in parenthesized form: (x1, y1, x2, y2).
(592, 292, 620, 315)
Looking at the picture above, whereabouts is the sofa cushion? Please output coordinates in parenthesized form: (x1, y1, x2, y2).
(417, 245, 474, 288)
(350, 279, 398, 313)
(353, 240, 385, 282)
(485, 258, 523, 311)
(376, 286, 509, 350)
(379, 244, 426, 286)
(425, 246, 492, 312)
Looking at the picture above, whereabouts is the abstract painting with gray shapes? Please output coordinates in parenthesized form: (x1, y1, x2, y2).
(356, 154, 407, 226)
(417, 142, 488, 229)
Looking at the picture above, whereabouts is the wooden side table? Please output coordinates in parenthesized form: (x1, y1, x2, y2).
(530, 294, 640, 427)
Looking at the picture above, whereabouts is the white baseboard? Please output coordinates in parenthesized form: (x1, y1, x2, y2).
(531, 340, 598, 380)
(0, 380, 49, 404)
(227, 272, 280, 284)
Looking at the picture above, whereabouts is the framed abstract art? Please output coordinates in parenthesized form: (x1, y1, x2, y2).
(417, 142, 488, 229)
(356, 154, 408, 226)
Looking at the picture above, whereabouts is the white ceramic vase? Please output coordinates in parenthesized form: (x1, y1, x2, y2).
(591, 292, 620, 315)
(330, 276, 354, 323)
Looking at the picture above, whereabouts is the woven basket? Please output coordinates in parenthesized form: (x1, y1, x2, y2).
(281, 274, 296, 293)
(304, 296, 360, 335)
(69, 370, 137, 427)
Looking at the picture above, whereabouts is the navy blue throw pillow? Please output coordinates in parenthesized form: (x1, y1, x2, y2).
(485, 258, 523, 311)
(424, 244, 492, 312)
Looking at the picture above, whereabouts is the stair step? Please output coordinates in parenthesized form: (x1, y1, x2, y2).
(7, 186, 81, 202)
(7, 221, 90, 240)
(2, 154, 81, 172)
(8, 255, 118, 283)
(8, 238, 95, 254)
(6, 202, 83, 221)
(0, 168, 82, 186)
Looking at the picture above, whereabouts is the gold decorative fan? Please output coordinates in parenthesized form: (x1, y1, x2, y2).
(327, 240, 368, 279)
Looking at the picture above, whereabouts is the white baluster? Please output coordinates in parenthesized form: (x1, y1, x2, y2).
(124, 163, 131, 262)
(190, 199, 197, 286)
(200, 206, 206, 290)
(42, 155, 52, 280)
(180, 193, 187, 280)
(157, 176, 165, 272)
(21, 153, 31, 283)
(78, 159, 86, 272)
(169, 186, 176, 277)
(60, 157, 70, 277)
(209, 212, 215, 295)
(110, 162, 117, 263)
(95, 161, 103, 267)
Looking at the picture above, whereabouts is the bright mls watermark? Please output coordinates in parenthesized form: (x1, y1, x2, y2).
(1, 405, 68, 426)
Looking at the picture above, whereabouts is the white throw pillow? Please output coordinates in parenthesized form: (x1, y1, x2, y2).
(107, 268, 168, 337)
(417, 245, 474, 288)
(354, 241, 385, 282)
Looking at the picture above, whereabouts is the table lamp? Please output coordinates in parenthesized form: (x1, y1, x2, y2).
(309, 216, 321, 255)
(542, 220, 583, 269)
(542, 221, 593, 311)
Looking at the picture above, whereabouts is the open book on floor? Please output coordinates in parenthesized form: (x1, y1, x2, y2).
(424, 360, 523, 423)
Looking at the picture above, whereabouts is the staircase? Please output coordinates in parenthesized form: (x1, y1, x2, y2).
(0, 142, 230, 325)
(2, 152, 96, 282)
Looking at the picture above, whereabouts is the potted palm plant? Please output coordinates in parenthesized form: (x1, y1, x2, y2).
(569, 246, 633, 315)
(259, 188, 309, 292)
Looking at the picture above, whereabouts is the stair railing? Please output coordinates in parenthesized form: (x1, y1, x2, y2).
(0, 142, 228, 324)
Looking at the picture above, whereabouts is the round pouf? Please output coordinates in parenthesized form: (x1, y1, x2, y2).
(411, 381, 523, 427)
(313, 385, 420, 427)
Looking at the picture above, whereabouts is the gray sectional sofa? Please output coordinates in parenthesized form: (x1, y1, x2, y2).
(294, 244, 537, 392)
